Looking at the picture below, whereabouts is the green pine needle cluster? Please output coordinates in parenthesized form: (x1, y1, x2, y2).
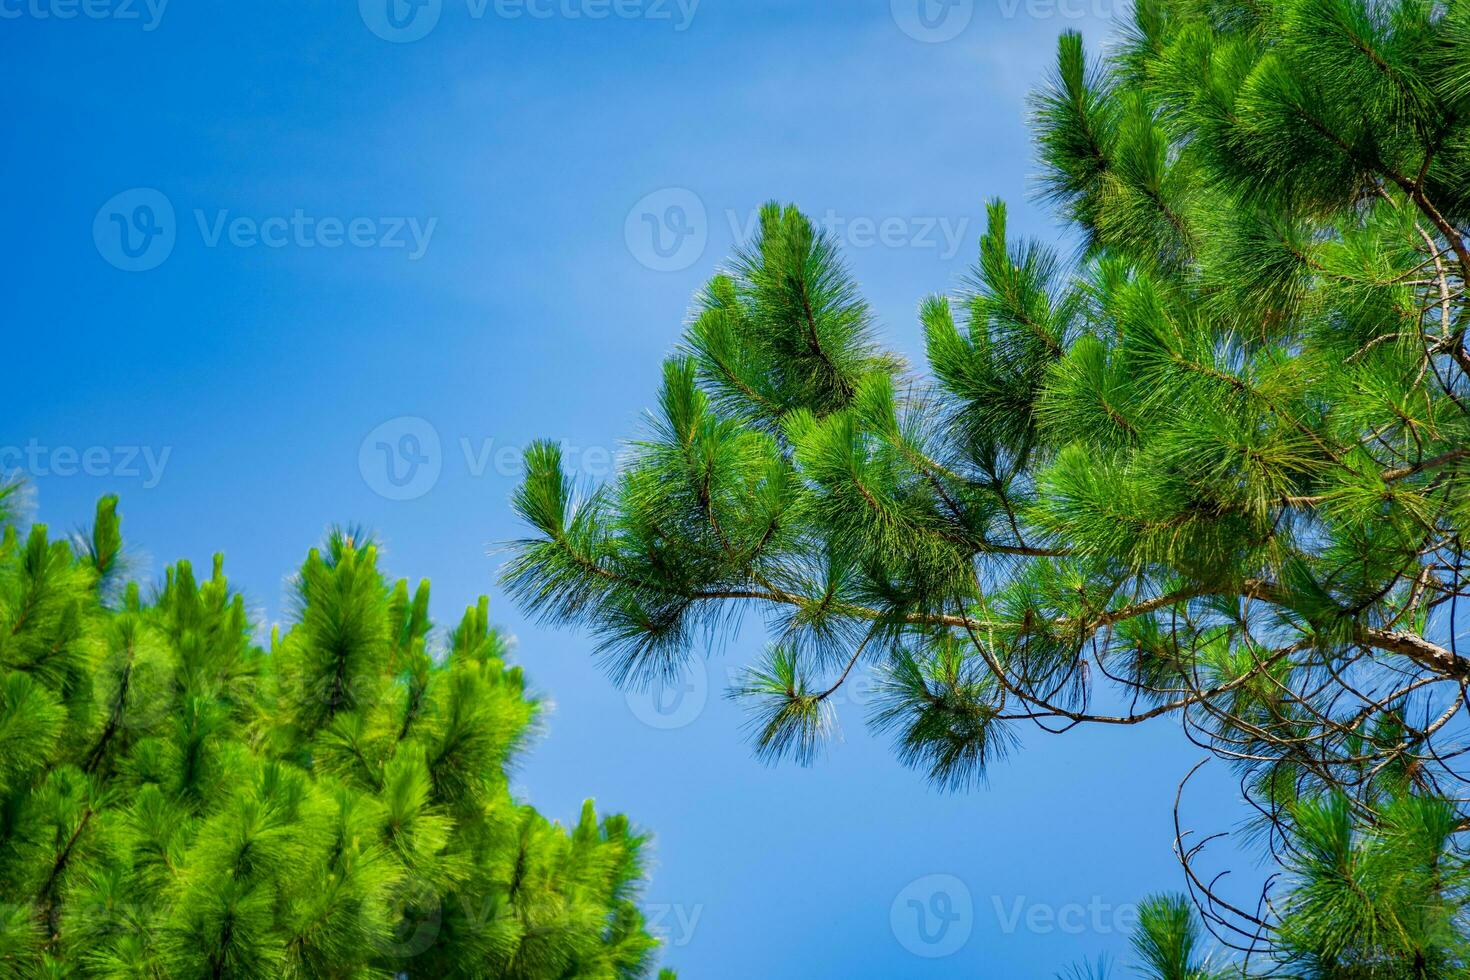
(505, 0, 1470, 967)
(0, 497, 671, 979)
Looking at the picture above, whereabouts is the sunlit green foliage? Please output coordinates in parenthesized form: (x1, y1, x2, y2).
(0, 496, 669, 979)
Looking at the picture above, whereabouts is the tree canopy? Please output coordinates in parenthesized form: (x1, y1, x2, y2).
(0, 488, 670, 979)
(505, 0, 1470, 969)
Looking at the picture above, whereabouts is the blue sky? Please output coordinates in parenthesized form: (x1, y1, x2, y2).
(2, 1, 1259, 975)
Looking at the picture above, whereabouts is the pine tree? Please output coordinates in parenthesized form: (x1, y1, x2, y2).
(503, 0, 1470, 968)
(0, 492, 673, 979)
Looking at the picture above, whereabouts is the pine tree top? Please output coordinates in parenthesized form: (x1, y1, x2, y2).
(0, 497, 673, 979)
